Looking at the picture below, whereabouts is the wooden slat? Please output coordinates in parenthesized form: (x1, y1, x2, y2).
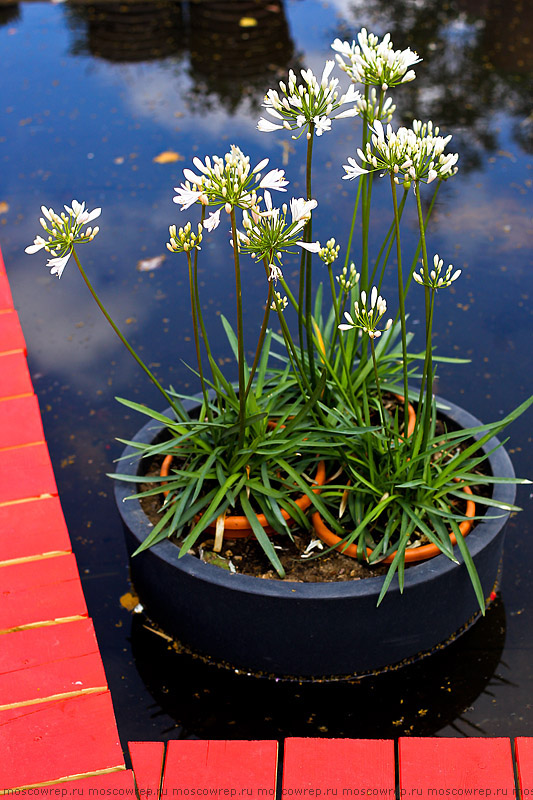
(0, 442, 57, 505)
(0, 496, 71, 565)
(0, 310, 26, 355)
(0, 554, 87, 633)
(0, 395, 45, 451)
(0, 271, 14, 312)
(0, 352, 33, 399)
(0, 691, 124, 790)
(10, 770, 137, 797)
(398, 738, 516, 800)
(0, 619, 107, 709)
(163, 740, 278, 798)
(283, 738, 395, 797)
(515, 738, 533, 798)
(129, 741, 166, 797)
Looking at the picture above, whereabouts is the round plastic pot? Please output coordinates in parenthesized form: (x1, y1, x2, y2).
(114, 396, 515, 679)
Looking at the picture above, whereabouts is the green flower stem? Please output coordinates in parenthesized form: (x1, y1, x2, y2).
(390, 174, 410, 431)
(370, 337, 392, 458)
(342, 177, 363, 271)
(71, 247, 186, 422)
(327, 264, 357, 412)
(229, 208, 246, 449)
(192, 207, 218, 404)
(369, 187, 408, 290)
(186, 250, 210, 417)
(413, 180, 434, 456)
(243, 266, 273, 402)
(403, 180, 442, 299)
(304, 123, 317, 386)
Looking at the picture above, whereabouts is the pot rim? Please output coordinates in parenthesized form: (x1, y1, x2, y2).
(114, 395, 516, 601)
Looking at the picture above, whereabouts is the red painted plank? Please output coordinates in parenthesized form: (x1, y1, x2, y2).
(398, 738, 516, 800)
(283, 738, 395, 796)
(0, 496, 71, 564)
(0, 352, 34, 399)
(0, 619, 107, 709)
(129, 741, 166, 797)
(0, 271, 14, 311)
(0, 310, 26, 355)
(515, 738, 533, 798)
(163, 740, 278, 798)
(0, 554, 87, 632)
(0, 442, 57, 504)
(0, 395, 45, 451)
(0, 691, 124, 790)
(12, 770, 136, 797)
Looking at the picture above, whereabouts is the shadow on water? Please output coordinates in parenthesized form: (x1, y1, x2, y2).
(130, 597, 508, 739)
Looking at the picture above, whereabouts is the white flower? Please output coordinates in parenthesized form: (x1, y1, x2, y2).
(25, 199, 100, 278)
(413, 254, 461, 289)
(332, 29, 421, 90)
(338, 285, 392, 338)
(174, 146, 288, 217)
(342, 157, 370, 180)
(346, 119, 459, 184)
(64, 200, 101, 226)
(258, 61, 361, 137)
(269, 263, 283, 282)
(259, 169, 289, 192)
(46, 253, 71, 279)
(290, 197, 317, 227)
(203, 208, 222, 232)
(173, 184, 206, 210)
(270, 291, 288, 310)
(296, 240, 321, 253)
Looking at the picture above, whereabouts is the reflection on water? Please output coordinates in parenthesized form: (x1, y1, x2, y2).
(1, 0, 532, 746)
(131, 598, 507, 739)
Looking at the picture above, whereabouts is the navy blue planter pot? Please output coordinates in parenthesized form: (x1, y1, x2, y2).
(114, 396, 515, 679)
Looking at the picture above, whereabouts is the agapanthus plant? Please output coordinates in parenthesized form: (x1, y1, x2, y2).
(25, 28, 532, 604)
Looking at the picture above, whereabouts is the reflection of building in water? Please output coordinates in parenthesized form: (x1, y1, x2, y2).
(457, 0, 533, 75)
(66, 0, 298, 112)
(67, 1, 185, 63)
(0, 3, 19, 27)
(187, 1, 297, 113)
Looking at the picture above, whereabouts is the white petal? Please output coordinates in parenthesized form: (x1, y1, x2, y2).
(203, 208, 222, 232)
(46, 252, 71, 279)
(296, 240, 321, 253)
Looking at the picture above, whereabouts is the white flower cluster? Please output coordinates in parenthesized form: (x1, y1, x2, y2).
(173, 145, 288, 231)
(257, 61, 360, 138)
(237, 192, 320, 282)
(167, 222, 203, 254)
(413, 254, 461, 289)
(25, 200, 101, 279)
(338, 286, 393, 339)
(270, 291, 289, 311)
(336, 262, 360, 292)
(332, 29, 421, 91)
(318, 238, 340, 266)
(343, 119, 459, 185)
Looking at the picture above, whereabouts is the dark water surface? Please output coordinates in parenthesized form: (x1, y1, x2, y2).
(1, 0, 532, 748)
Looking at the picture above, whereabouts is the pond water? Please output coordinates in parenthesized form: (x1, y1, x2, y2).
(1, 0, 532, 750)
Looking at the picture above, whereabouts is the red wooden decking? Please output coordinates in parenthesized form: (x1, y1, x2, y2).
(1, 245, 533, 794)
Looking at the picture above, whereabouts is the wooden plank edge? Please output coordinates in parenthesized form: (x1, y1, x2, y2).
(0, 550, 72, 568)
(0, 614, 88, 636)
(0, 685, 108, 712)
(0, 766, 127, 793)
(0, 493, 56, 509)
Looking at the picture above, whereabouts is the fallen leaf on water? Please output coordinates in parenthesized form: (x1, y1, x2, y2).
(137, 254, 166, 272)
(0, 202, 9, 214)
(153, 150, 183, 164)
(120, 591, 140, 611)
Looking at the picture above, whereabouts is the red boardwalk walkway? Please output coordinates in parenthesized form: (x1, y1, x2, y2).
(1, 246, 533, 794)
